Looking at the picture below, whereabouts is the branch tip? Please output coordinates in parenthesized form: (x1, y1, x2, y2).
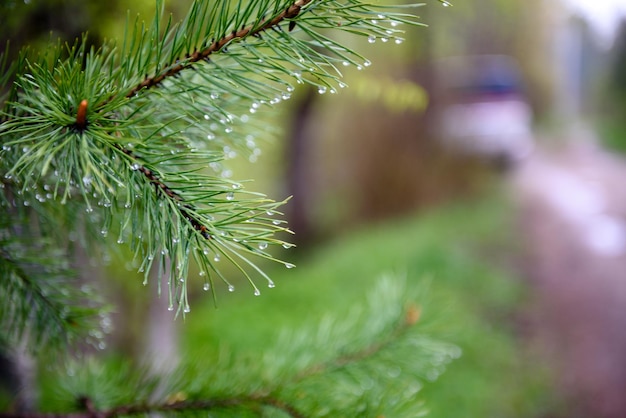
(75, 99, 88, 130)
(124, 0, 311, 98)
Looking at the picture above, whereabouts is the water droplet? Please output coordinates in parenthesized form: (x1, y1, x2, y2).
(287, 85, 295, 92)
(207, 133, 215, 140)
(339, 82, 347, 89)
(442, 0, 451, 6)
(368, 36, 376, 43)
(282, 92, 291, 100)
(2, 145, 10, 151)
(168, 304, 174, 311)
(268, 280, 275, 288)
(203, 282, 210, 291)
(240, 114, 249, 123)
(285, 263, 296, 269)
(199, 270, 206, 277)
(85, 207, 93, 213)
(117, 238, 124, 244)
(214, 253, 221, 262)
(210, 92, 219, 99)
(395, 38, 404, 44)
(258, 242, 268, 250)
(225, 127, 233, 133)
(330, 88, 337, 94)
(101, 229, 108, 236)
(131, 163, 140, 171)
(390, 21, 399, 27)
(342, 61, 350, 66)
(226, 191, 234, 201)
(318, 86, 327, 94)
(183, 306, 190, 313)
(371, 19, 378, 24)
(204, 114, 210, 120)
(356, 65, 363, 71)
(377, 14, 385, 19)
(124, 202, 131, 208)
(272, 220, 281, 225)
(228, 284, 235, 292)
(282, 243, 294, 249)
(381, 37, 389, 43)
(364, 60, 371, 67)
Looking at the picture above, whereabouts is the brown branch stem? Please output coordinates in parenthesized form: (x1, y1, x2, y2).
(125, 0, 311, 98)
(0, 394, 305, 418)
(114, 144, 211, 239)
(291, 306, 417, 382)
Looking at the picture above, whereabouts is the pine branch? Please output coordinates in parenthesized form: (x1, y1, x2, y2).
(0, 0, 426, 313)
(0, 218, 107, 351)
(125, 0, 311, 98)
(290, 302, 421, 382)
(114, 143, 212, 240)
(0, 395, 305, 418)
(26, 274, 457, 417)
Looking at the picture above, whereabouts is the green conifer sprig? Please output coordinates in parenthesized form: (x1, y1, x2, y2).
(32, 274, 458, 417)
(0, 0, 425, 320)
(0, 223, 107, 351)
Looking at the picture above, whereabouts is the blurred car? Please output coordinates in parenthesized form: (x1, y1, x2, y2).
(435, 55, 534, 167)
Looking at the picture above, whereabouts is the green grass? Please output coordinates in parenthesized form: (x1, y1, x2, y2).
(182, 194, 554, 417)
(600, 120, 626, 154)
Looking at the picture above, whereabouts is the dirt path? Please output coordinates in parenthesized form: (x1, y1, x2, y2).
(513, 138, 626, 418)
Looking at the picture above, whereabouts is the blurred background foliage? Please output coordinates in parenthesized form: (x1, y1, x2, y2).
(4, 0, 624, 241)
(2, 0, 626, 416)
(0, 0, 547, 244)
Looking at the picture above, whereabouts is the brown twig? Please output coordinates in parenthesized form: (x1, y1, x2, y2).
(114, 144, 211, 239)
(291, 305, 418, 382)
(0, 395, 306, 418)
(125, 0, 310, 98)
(97, 0, 313, 235)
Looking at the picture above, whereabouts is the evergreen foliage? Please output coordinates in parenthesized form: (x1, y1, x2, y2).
(35, 275, 459, 418)
(0, 0, 459, 416)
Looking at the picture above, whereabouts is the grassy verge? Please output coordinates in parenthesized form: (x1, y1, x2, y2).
(183, 194, 553, 417)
